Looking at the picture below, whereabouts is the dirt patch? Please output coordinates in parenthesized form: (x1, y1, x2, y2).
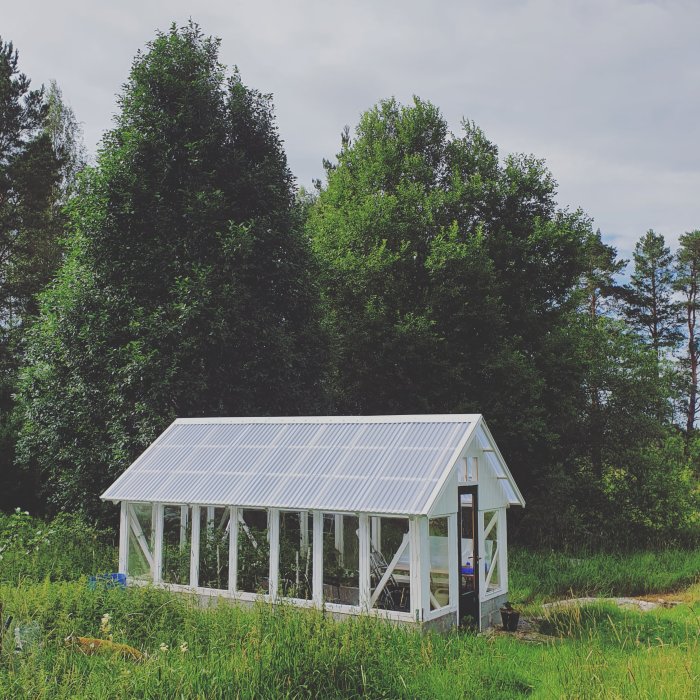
(483, 616, 556, 644)
(542, 596, 683, 612)
(485, 595, 687, 642)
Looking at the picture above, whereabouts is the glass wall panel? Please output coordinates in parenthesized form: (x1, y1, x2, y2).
(429, 517, 449, 610)
(127, 503, 153, 581)
(322, 514, 359, 605)
(162, 505, 191, 584)
(370, 517, 410, 612)
(340, 514, 359, 572)
(199, 506, 231, 589)
(237, 509, 269, 593)
(460, 493, 475, 570)
(483, 510, 500, 592)
(278, 511, 313, 600)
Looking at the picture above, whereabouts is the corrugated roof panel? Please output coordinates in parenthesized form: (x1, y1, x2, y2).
(101, 416, 476, 515)
(486, 451, 507, 478)
(501, 480, 520, 505)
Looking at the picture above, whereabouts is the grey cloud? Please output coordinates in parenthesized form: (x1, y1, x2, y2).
(3, 0, 700, 257)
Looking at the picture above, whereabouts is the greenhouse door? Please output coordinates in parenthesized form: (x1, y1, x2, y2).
(457, 486, 479, 626)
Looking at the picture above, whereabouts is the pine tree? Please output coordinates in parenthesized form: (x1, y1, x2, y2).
(0, 38, 73, 510)
(580, 228, 626, 320)
(622, 230, 681, 360)
(675, 230, 700, 437)
(578, 228, 627, 474)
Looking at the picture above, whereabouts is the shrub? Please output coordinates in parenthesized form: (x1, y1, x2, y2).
(0, 510, 116, 584)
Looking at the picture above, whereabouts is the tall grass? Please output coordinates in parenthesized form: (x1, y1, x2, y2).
(1, 513, 699, 697)
(0, 581, 698, 699)
(510, 547, 700, 604)
(0, 582, 533, 699)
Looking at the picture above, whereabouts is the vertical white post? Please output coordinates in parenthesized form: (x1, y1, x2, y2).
(334, 514, 345, 566)
(409, 518, 419, 620)
(371, 517, 381, 552)
(419, 518, 430, 618)
(358, 514, 370, 610)
(477, 510, 485, 602)
(190, 505, 200, 588)
(229, 506, 239, 595)
(152, 503, 164, 584)
(179, 505, 189, 548)
(447, 513, 458, 609)
(409, 517, 428, 622)
(118, 501, 129, 575)
(500, 509, 508, 594)
(268, 509, 280, 601)
(312, 511, 323, 606)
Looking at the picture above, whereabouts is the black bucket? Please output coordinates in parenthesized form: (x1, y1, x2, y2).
(500, 608, 520, 632)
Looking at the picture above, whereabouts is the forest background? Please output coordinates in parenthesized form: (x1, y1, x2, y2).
(0, 23, 698, 549)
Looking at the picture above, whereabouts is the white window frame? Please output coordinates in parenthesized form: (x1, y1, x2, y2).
(478, 508, 507, 601)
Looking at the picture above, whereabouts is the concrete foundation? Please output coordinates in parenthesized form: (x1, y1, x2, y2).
(421, 610, 459, 633)
(146, 580, 507, 633)
(479, 592, 510, 630)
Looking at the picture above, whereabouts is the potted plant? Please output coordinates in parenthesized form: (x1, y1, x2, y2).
(499, 601, 520, 631)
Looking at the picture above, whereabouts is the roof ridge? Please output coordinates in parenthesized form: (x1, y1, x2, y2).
(174, 414, 479, 425)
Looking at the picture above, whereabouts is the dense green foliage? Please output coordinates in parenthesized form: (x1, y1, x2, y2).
(0, 39, 79, 511)
(0, 509, 116, 583)
(307, 98, 699, 547)
(309, 99, 585, 471)
(14, 24, 324, 519)
(0, 22, 697, 547)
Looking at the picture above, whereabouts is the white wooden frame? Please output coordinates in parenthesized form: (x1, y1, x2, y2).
(269, 510, 315, 605)
(121, 502, 155, 581)
(424, 515, 452, 614)
(189, 504, 200, 588)
(118, 499, 497, 626)
(152, 503, 164, 584)
(268, 509, 280, 601)
(228, 506, 238, 594)
(233, 507, 268, 595)
(478, 507, 507, 602)
(118, 501, 129, 574)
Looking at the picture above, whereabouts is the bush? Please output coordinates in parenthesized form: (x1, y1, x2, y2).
(0, 509, 116, 584)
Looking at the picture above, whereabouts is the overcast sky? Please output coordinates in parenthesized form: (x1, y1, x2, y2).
(4, 0, 700, 258)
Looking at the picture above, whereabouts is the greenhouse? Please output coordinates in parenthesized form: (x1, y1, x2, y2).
(101, 415, 524, 630)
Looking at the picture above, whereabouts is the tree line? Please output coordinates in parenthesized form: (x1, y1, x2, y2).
(0, 23, 697, 548)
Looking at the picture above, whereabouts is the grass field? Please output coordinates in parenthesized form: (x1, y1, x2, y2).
(509, 547, 700, 605)
(0, 513, 699, 698)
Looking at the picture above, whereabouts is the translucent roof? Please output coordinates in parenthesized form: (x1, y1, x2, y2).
(101, 416, 479, 516)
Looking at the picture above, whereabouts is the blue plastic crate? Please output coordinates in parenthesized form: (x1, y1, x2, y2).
(88, 573, 127, 590)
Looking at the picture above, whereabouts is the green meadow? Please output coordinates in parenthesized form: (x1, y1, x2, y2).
(0, 513, 699, 699)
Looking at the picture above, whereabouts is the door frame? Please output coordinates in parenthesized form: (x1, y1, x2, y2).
(457, 485, 479, 626)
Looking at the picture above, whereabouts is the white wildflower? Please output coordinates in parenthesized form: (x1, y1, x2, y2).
(159, 643, 169, 652)
(99, 613, 112, 636)
(179, 642, 188, 653)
